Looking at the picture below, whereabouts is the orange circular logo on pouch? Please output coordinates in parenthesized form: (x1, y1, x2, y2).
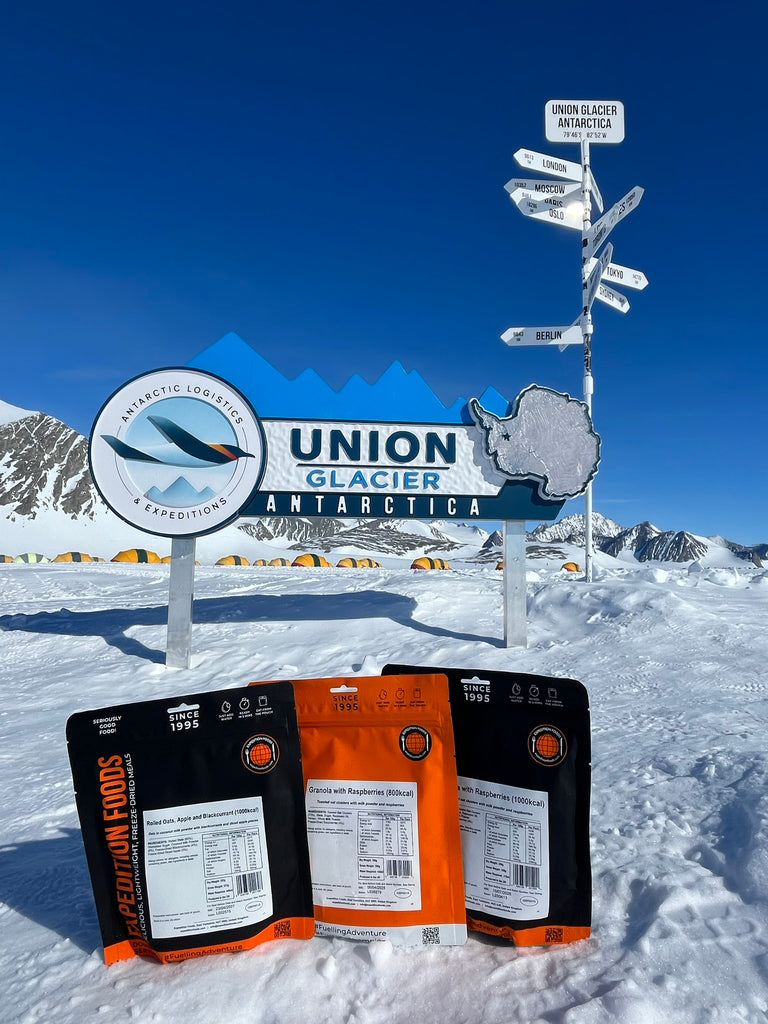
(399, 725, 432, 760)
(528, 724, 567, 766)
(242, 734, 279, 773)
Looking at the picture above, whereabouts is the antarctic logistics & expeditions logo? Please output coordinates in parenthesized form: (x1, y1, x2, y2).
(89, 368, 266, 537)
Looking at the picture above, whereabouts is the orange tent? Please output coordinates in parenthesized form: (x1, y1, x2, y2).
(54, 551, 96, 563)
(337, 557, 382, 568)
(215, 555, 250, 566)
(292, 553, 333, 567)
(268, 557, 291, 566)
(562, 561, 582, 572)
(111, 549, 162, 563)
(411, 557, 451, 570)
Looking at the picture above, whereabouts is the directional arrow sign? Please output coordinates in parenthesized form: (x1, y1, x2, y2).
(583, 243, 613, 312)
(595, 283, 630, 313)
(582, 185, 644, 259)
(501, 323, 583, 347)
(513, 147, 581, 181)
(602, 261, 648, 290)
(504, 176, 581, 198)
(585, 166, 603, 214)
(585, 257, 649, 291)
(511, 189, 583, 230)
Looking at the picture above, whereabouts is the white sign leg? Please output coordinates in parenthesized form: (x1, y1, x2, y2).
(503, 520, 527, 647)
(166, 537, 196, 668)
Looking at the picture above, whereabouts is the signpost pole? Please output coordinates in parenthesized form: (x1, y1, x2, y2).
(503, 519, 527, 647)
(166, 537, 196, 668)
(580, 138, 595, 583)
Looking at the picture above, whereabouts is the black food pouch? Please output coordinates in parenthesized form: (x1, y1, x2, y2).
(383, 664, 591, 945)
(66, 682, 314, 964)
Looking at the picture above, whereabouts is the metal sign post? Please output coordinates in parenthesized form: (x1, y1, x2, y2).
(503, 520, 528, 647)
(166, 537, 196, 668)
(501, 100, 646, 582)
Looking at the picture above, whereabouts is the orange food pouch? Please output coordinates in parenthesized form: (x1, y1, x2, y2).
(251, 673, 467, 946)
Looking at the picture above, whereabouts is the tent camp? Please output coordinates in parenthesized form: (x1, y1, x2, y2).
(292, 553, 333, 567)
(215, 555, 250, 566)
(268, 557, 291, 566)
(411, 557, 452, 570)
(53, 552, 96, 563)
(111, 549, 162, 564)
(13, 553, 50, 564)
(337, 557, 382, 568)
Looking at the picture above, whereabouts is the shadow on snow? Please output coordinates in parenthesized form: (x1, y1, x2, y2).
(0, 590, 503, 663)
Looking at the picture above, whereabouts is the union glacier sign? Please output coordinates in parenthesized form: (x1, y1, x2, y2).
(89, 333, 601, 538)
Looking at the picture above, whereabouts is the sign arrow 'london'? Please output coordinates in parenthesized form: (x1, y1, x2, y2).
(513, 147, 581, 181)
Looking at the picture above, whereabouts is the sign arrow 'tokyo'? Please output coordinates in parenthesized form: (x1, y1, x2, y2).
(600, 261, 648, 290)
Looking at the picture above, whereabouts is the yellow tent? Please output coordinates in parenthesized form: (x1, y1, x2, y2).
(337, 557, 382, 568)
(251, 559, 269, 566)
(215, 555, 250, 566)
(496, 560, 504, 570)
(268, 557, 291, 566)
(411, 557, 451, 570)
(0, 554, 15, 563)
(53, 551, 96, 563)
(111, 549, 162, 563)
(562, 561, 582, 572)
(292, 553, 333, 567)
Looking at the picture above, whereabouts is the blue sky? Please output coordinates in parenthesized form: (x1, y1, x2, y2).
(1, 1, 765, 544)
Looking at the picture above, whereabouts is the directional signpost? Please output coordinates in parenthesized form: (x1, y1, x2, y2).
(502, 100, 647, 581)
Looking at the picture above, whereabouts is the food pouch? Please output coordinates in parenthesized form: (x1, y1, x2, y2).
(66, 682, 314, 964)
(383, 665, 591, 946)
(251, 673, 467, 946)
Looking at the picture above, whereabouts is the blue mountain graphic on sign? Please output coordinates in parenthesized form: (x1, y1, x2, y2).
(187, 332, 512, 423)
(145, 477, 218, 507)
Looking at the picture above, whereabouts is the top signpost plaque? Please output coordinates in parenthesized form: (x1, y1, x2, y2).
(545, 99, 625, 144)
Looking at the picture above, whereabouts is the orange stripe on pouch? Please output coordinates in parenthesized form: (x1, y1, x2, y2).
(102, 916, 315, 965)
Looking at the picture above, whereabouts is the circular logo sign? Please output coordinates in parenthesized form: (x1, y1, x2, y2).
(89, 368, 266, 537)
(399, 725, 432, 761)
(528, 724, 568, 766)
(242, 734, 280, 774)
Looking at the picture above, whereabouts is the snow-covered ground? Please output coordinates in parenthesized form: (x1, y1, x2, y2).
(2, 548, 767, 1023)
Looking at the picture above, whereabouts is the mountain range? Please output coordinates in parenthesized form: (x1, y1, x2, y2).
(1, 400, 765, 566)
